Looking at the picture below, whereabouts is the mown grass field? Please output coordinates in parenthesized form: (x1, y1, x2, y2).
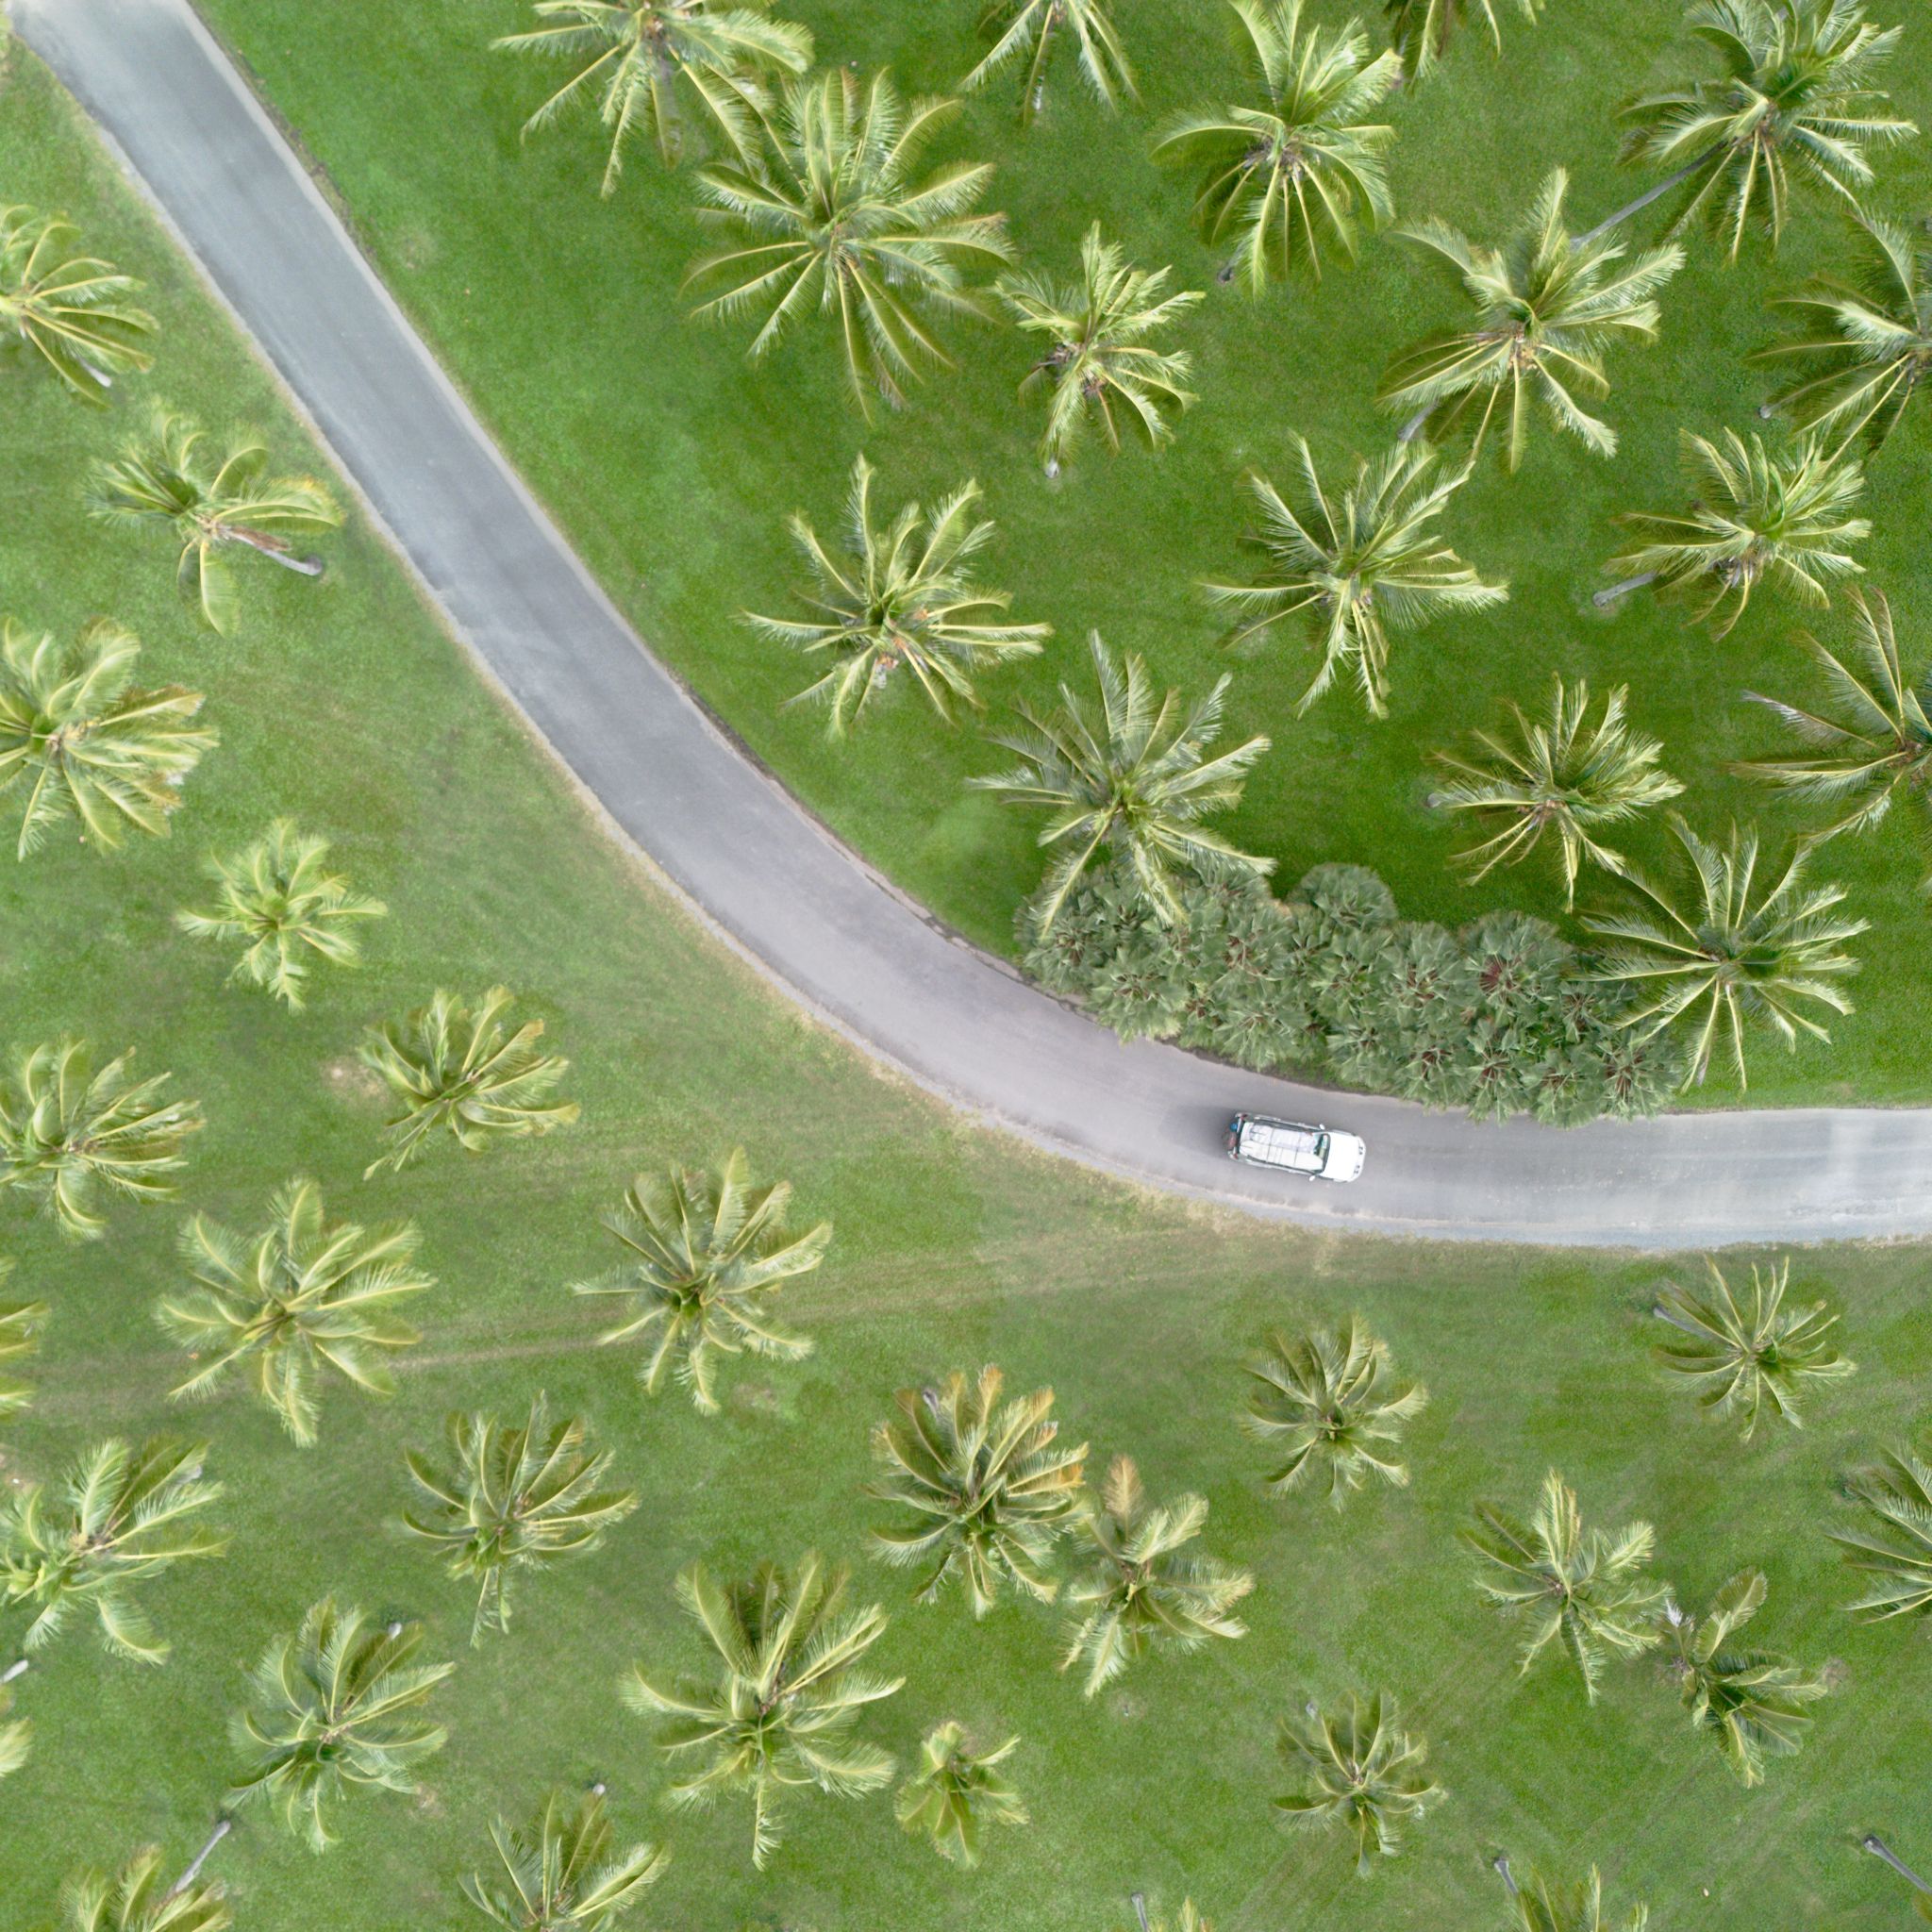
(185, 0, 1932, 1106)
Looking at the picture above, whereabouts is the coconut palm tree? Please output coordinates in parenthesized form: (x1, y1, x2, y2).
(0, 205, 157, 404)
(459, 1786, 668, 1929)
(868, 1364, 1087, 1614)
(1652, 1255, 1853, 1437)
(894, 1721, 1027, 1866)
(1242, 1318, 1427, 1505)
(1430, 680, 1684, 908)
(1491, 1858, 1648, 1932)
(1613, 0, 1916, 261)
(1833, 1434, 1932, 1621)
(0, 1040, 202, 1241)
(360, 987, 578, 1176)
(1736, 588, 1932, 851)
(996, 225, 1201, 472)
(623, 1552, 902, 1867)
(685, 71, 1011, 413)
(0, 1436, 225, 1663)
(743, 457, 1049, 734)
(158, 1179, 433, 1447)
(1274, 1690, 1441, 1874)
(1602, 428, 1868, 639)
(1207, 438, 1507, 717)
(1153, 1, 1401, 291)
(1583, 816, 1865, 1089)
(1058, 1454, 1254, 1697)
(56, 1845, 231, 1932)
(88, 408, 341, 635)
(404, 1395, 639, 1641)
(495, 0, 812, 189)
(0, 618, 216, 860)
(0, 1274, 47, 1420)
(973, 632, 1272, 932)
(1754, 213, 1932, 457)
(230, 1597, 454, 1851)
(1659, 1569, 1830, 1785)
(963, 0, 1135, 121)
(1379, 171, 1684, 469)
(574, 1149, 828, 1412)
(1386, 0, 1544, 78)
(175, 820, 385, 1008)
(1463, 1471, 1666, 1700)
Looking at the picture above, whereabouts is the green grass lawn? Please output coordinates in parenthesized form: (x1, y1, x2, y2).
(183, 0, 1932, 1108)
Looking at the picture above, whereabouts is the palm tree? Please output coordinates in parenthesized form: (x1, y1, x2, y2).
(495, 0, 812, 189)
(0, 618, 216, 860)
(972, 632, 1272, 932)
(1058, 1454, 1254, 1697)
(574, 1149, 828, 1412)
(894, 1721, 1027, 1866)
(1859, 1837, 1932, 1923)
(1754, 213, 1932, 456)
(623, 1552, 902, 1867)
(1386, 0, 1545, 79)
(1602, 428, 1869, 639)
(56, 1845, 230, 1932)
(1379, 171, 1684, 470)
(1652, 1255, 1853, 1437)
(1242, 1318, 1427, 1505)
(0, 1040, 202, 1241)
(996, 225, 1200, 473)
(743, 457, 1049, 734)
(1613, 0, 1916, 260)
(88, 408, 342, 635)
(359, 987, 578, 1175)
(1152, 1, 1401, 292)
(1463, 1471, 1665, 1700)
(1207, 438, 1507, 717)
(1583, 816, 1865, 1089)
(685, 71, 1011, 413)
(1735, 587, 1932, 851)
(1659, 1569, 1830, 1785)
(1274, 1690, 1441, 1874)
(459, 1786, 668, 1929)
(404, 1395, 639, 1641)
(0, 1437, 225, 1663)
(868, 1364, 1087, 1614)
(963, 0, 1135, 121)
(175, 820, 385, 1008)
(1491, 1858, 1648, 1932)
(0, 1273, 48, 1419)
(158, 1179, 433, 1446)
(0, 205, 157, 403)
(230, 1597, 454, 1851)
(1833, 1434, 1932, 1621)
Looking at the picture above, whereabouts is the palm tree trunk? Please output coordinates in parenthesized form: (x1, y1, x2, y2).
(1863, 1835, 1932, 1895)
(165, 1818, 230, 1899)
(1397, 404, 1433, 444)
(1492, 1853, 1519, 1897)
(1131, 1894, 1152, 1932)
(222, 527, 326, 576)
(1576, 151, 1720, 248)
(0, 1658, 27, 1686)
(1594, 571, 1658, 610)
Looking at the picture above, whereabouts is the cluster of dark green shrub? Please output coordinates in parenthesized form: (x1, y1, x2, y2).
(1024, 861, 1681, 1125)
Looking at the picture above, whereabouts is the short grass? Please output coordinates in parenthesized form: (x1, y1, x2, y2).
(184, 0, 1932, 1107)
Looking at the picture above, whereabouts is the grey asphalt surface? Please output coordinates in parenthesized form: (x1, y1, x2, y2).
(19, 0, 1932, 1248)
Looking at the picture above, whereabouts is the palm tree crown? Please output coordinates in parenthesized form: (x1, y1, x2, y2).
(1463, 1470, 1666, 1700)
(0, 618, 215, 861)
(158, 1179, 433, 1446)
(973, 631, 1272, 932)
(459, 1786, 668, 1930)
(963, 0, 1135, 121)
(623, 1552, 902, 1867)
(685, 70, 1011, 412)
(57, 1845, 231, 1932)
(894, 1721, 1027, 1866)
(1275, 1690, 1442, 1874)
(868, 1364, 1087, 1614)
(0, 205, 157, 403)
(1386, 0, 1545, 79)
(1154, 0, 1401, 291)
(0, 1274, 48, 1419)
(1494, 1860, 1648, 1932)
(1584, 816, 1865, 1089)
(1430, 678, 1684, 908)
(0, 1436, 225, 1663)
(1207, 438, 1507, 716)
(575, 1148, 828, 1412)
(1833, 1434, 1932, 1622)
(997, 225, 1201, 471)
(744, 456, 1048, 734)
(495, 0, 812, 189)
(404, 1394, 639, 1641)
(1618, 0, 1916, 260)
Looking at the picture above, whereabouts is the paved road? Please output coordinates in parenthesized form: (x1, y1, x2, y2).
(19, 0, 1932, 1247)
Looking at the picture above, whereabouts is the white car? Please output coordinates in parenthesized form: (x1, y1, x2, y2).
(1226, 1112, 1367, 1184)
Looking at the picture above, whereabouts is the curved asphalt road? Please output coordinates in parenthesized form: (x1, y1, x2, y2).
(18, 0, 1932, 1247)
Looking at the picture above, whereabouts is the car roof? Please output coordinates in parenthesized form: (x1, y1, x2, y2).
(1238, 1117, 1326, 1173)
